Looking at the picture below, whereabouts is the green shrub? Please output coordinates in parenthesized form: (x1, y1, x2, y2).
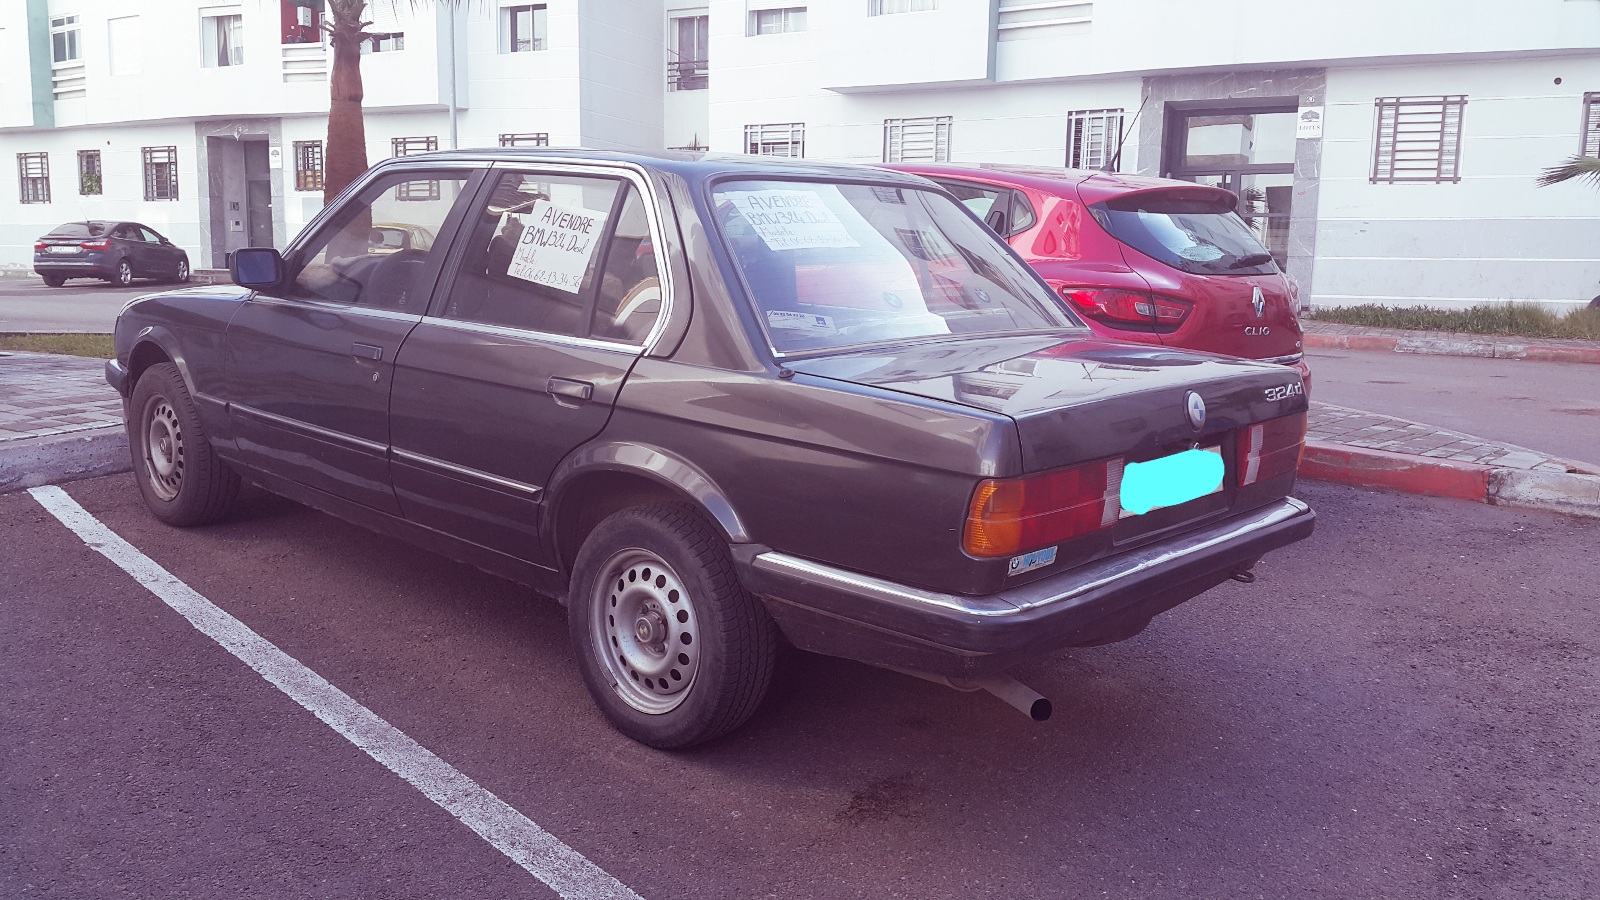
(1309, 303, 1600, 340)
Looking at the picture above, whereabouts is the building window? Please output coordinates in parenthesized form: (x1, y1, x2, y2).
(749, 7, 806, 35)
(391, 136, 439, 200)
(78, 150, 102, 195)
(107, 16, 143, 76)
(51, 16, 81, 64)
(281, 0, 324, 45)
(18, 153, 50, 204)
(294, 141, 324, 192)
(1583, 93, 1600, 157)
(668, 14, 708, 91)
(143, 147, 179, 201)
(500, 4, 547, 52)
(201, 13, 245, 67)
(1371, 95, 1466, 184)
(869, 0, 937, 15)
(744, 123, 805, 157)
(362, 0, 405, 53)
(883, 116, 952, 162)
(499, 133, 550, 147)
(1065, 108, 1123, 171)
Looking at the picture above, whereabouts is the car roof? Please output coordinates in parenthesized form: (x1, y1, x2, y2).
(384, 148, 940, 188)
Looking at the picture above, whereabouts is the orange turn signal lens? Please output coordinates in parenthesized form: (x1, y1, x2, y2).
(962, 458, 1122, 558)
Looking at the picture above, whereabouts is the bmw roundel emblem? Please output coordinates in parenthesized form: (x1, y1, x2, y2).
(1185, 391, 1207, 430)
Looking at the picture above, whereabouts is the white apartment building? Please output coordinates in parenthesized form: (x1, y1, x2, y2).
(4, 0, 1599, 311)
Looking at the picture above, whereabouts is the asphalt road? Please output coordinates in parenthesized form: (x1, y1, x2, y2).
(0, 278, 157, 333)
(4, 475, 1597, 899)
(1306, 347, 1600, 467)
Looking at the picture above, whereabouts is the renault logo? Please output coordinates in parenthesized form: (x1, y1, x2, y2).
(1252, 286, 1266, 318)
(1185, 391, 1206, 430)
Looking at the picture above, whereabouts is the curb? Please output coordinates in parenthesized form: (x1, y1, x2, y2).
(0, 427, 130, 494)
(1304, 332, 1600, 365)
(1302, 440, 1600, 519)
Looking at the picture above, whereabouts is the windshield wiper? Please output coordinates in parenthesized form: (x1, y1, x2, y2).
(1226, 252, 1275, 270)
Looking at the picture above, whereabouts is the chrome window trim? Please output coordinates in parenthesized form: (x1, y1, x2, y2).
(391, 447, 544, 498)
(245, 293, 427, 322)
(414, 314, 645, 355)
(231, 403, 388, 455)
(281, 163, 484, 261)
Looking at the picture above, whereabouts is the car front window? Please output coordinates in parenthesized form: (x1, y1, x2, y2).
(711, 179, 1080, 354)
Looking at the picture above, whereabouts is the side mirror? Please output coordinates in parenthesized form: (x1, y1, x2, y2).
(231, 247, 284, 291)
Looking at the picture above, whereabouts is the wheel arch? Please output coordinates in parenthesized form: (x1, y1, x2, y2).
(545, 442, 752, 577)
(125, 330, 196, 397)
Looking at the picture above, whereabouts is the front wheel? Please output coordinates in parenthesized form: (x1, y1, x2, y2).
(128, 362, 241, 526)
(569, 504, 777, 749)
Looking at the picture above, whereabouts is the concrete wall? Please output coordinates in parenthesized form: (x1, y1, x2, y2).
(578, 0, 666, 149)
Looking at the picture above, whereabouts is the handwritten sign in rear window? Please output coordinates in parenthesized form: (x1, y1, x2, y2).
(723, 189, 861, 252)
(506, 199, 608, 293)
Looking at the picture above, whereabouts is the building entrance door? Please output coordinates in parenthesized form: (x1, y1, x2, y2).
(244, 140, 274, 248)
(1162, 102, 1298, 268)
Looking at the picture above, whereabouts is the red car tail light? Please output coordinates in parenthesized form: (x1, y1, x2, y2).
(1057, 286, 1191, 333)
(34, 241, 48, 251)
(1238, 412, 1307, 487)
(79, 240, 111, 250)
(963, 457, 1125, 558)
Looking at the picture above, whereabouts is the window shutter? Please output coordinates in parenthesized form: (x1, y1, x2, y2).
(368, 0, 402, 34)
(107, 16, 142, 76)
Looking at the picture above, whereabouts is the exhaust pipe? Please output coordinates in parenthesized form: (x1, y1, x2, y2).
(889, 668, 1053, 722)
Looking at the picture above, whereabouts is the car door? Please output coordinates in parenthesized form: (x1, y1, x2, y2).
(223, 165, 482, 514)
(109, 223, 144, 274)
(138, 225, 179, 276)
(388, 165, 668, 563)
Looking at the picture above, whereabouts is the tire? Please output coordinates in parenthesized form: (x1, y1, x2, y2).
(128, 362, 241, 526)
(41, 275, 66, 288)
(173, 257, 190, 284)
(109, 259, 133, 287)
(569, 504, 777, 749)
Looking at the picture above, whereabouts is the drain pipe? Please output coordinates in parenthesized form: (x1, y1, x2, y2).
(446, 7, 458, 150)
(890, 668, 1053, 722)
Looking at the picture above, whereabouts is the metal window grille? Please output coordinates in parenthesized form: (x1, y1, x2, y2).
(498, 133, 550, 147)
(391, 136, 439, 201)
(1371, 95, 1466, 184)
(668, 58, 707, 92)
(78, 150, 101, 195)
(883, 116, 951, 163)
(1066, 108, 1123, 171)
(1584, 93, 1600, 157)
(143, 147, 179, 201)
(294, 140, 324, 192)
(869, 0, 937, 15)
(744, 123, 805, 158)
(18, 153, 50, 204)
(668, 14, 708, 91)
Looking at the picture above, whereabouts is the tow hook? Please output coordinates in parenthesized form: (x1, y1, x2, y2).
(1230, 569, 1257, 584)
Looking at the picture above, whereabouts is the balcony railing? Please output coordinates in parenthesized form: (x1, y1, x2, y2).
(668, 58, 707, 92)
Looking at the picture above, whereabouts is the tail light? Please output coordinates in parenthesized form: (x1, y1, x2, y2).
(34, 241, 48, 251)
(1238, 412, 1307, 487)
(1057, 286, 1191, 333)
(963, 457, 1124, 558)
(80, 240, 111, 250)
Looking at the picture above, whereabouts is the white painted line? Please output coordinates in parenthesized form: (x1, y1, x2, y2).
(28, 485, 644, 900)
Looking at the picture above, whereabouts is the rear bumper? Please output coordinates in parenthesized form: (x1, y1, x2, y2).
(735, 497, 1315, 677)
(34, 259, 111, 278)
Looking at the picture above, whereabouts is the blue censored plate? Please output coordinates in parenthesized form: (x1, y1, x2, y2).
(1119, 447, 1225, 517)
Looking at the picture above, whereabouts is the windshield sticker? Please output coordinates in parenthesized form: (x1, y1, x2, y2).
(766, 310, 836, 332)
(505, 199, 608, 293)
(723, 190, 861, 252)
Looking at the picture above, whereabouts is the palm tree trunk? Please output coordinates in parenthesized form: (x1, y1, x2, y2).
(324, 3, 370, 204)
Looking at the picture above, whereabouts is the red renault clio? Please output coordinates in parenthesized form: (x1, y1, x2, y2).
(886, 164, 1310, 389)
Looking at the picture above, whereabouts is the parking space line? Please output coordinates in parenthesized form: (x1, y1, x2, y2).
(28, 485, 644, 900)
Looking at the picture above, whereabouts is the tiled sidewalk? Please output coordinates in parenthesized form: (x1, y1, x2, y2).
(0, 351, 123, 442)
(1308, 401, 1597, 475)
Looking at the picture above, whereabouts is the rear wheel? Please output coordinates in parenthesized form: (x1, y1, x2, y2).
(109, 259, 133, 287)
(129, 363, 241, 526)
(41, 275, 66, 288)
(569, 504, 777, 748)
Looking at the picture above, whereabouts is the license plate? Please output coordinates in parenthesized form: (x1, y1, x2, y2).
(1119, 446, 1224, 517)
(48, 246, 79, 254)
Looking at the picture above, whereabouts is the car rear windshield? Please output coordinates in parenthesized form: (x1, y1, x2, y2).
(45, 222, 109, 238)
(1091, 192, 1278, 276)
(711, 179, 1081, 354)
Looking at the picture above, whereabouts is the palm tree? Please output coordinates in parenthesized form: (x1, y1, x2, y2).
(1536, 155, 1600, 189)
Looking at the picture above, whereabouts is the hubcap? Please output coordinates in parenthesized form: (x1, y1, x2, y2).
(118, 262, 131, 285)
(178, 261, 188, 280)
(591, 548, 700, 715)
(143, 397, 184, 501)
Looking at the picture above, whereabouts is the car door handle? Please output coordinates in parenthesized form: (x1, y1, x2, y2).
(351, 342, 383, 361)
(548, 377, 593, 407)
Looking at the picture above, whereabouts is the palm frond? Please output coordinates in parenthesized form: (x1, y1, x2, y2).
(1537, 155, 1600, 188)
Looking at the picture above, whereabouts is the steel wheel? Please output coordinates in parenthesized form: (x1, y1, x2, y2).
(142, 395, 185, 501)
(114, 259, 133, 286)
(591, 548, 701, 715)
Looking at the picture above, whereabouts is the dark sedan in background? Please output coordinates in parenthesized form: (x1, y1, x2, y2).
(33, 220, 191, 287)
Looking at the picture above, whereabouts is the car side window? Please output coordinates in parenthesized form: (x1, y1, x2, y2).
(1010, 191, 1036, 234)
(935, 179, 1012, 236)
(287, 170, 470, 310)
(139, 226, 164, 244)
(439, 171, 623, 338)
(111, 224, 137, 241)
(590, 186, 663, 343)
